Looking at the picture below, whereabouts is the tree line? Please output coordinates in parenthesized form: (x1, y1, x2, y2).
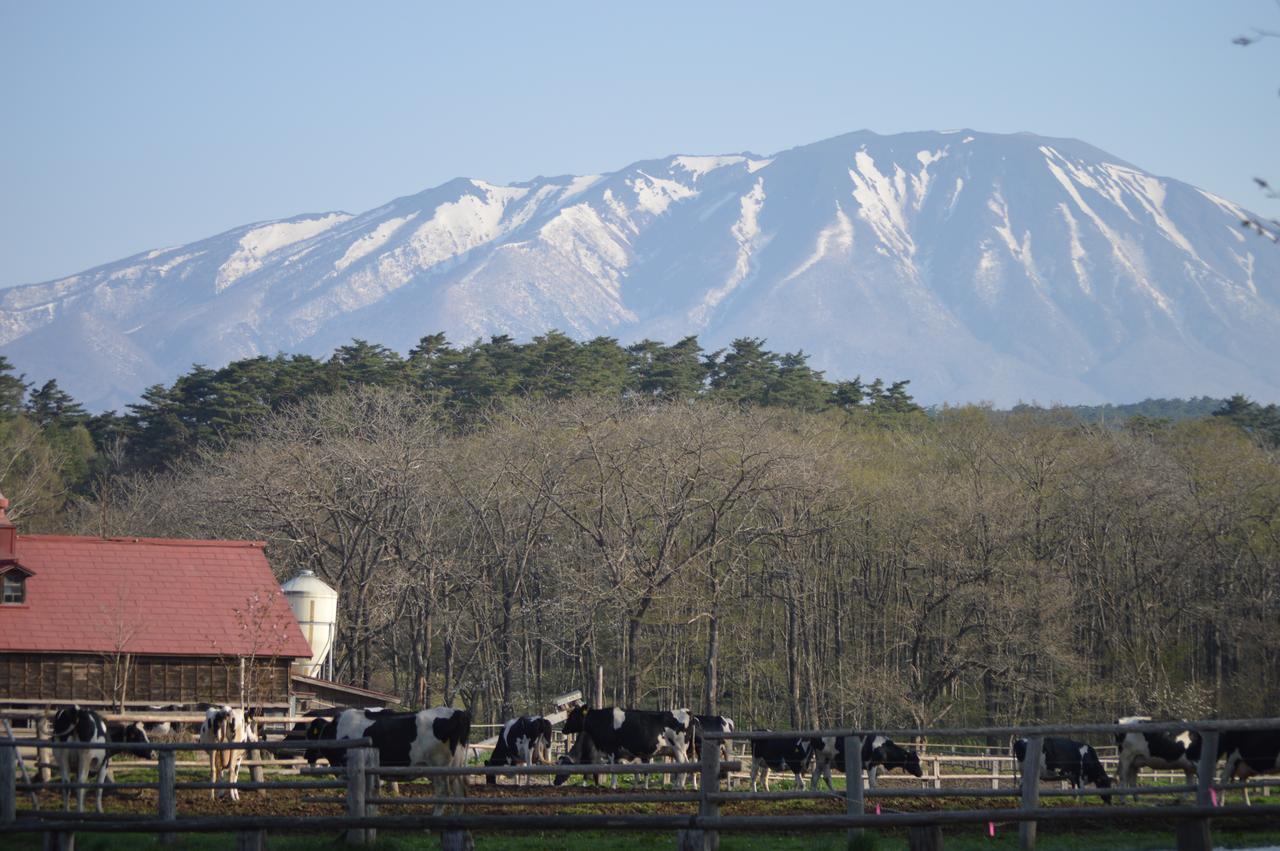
(52, 387, 1280, 731)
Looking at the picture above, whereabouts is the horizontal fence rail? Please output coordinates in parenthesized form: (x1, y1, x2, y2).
(2, 717, 1278, 851)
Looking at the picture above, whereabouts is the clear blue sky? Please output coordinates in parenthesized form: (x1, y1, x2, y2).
(2, 0, 1278, 288)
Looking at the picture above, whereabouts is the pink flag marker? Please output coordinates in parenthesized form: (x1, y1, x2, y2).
(875, 803, 881, 815)
(1210, 787, 1219, 807)
(988, 821, 996, 837)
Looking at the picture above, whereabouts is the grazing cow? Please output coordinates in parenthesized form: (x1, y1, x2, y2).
(311, 707, 471, 814)
(750, 734, 822, 792)
(198, 706, 257, 801)
(106, 721, 154, 760)
(1115, 716, 1201, 800)
(1012, 737, 1112, 804)
(302, 707, 402, 766)
(282, 707, 353, 762)
(554, 705, 694, 788)
(142, 704, 190, 737)
(52, 706, 110, 813)
(555, 726, 602, 787)
(1219, 728, 1280, 805)
(811, 735, 924, 791)
(486, 715, 554, 785)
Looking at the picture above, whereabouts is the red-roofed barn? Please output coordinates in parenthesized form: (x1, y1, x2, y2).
(0, 494, 312, 708)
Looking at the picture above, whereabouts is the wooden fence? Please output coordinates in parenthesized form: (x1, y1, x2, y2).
(2, 717, 1278, 851)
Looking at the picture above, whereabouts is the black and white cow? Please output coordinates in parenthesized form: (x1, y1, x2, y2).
(691, 714, 736, 762)
(1115, 716, 1201, 801)
(811, 734, 924, 791)
(106, 721, 154, 760)
(750, 734, 822, 791)
(554, 705, 693, 788)
(52, 706, 110, 812)
(554, 725, 602, 787)
(1012, 737, 1112, 804)
(198, 706, 257, 801)
(302, 707, 401, 766)
(485, 715, 554, 785)
(310, 707, 471, 813)
(141, 704, 190, 737)
(1219, 728, 1280, 805)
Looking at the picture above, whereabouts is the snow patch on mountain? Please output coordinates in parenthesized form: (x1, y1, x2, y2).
(672, 155, 746, 179)
(691, 178, 766, 326)
(334, 215, 416, 272)
(628, 171, 698, 216)
(214, 213, 349, 292)
(849, 151, 915, 259)
(786, 203, 854, 283)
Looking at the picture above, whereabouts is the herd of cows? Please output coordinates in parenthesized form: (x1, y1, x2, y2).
(42, 704, 1280, 815)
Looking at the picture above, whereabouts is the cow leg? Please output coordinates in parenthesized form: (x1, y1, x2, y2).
(229, 752, 241, 802)
(208, 751, 218, 800)
(1118, 755, 1135, 803)
(94, 757, 108, 813)
(59, 754, 71, 811)
(639, 756, 650, 789)
(867, 764, 879, 789)
(75, 754, 89, 813)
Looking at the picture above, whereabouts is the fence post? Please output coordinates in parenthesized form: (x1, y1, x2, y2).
(909, 825, 944, 851)
(157, 750, 177, 846)
(1019, 735, 1042, 851)
(250, 744, 266, 797)
(931, 755, 941, 790)
(364, 750, 379, 846)
(1176, 731, 1218, 851)
(845, 735, 865, 846)
(345, 747, 369, 846)
(37, 714, 53, 784)
(679, 736, 719, 851)
(1, 743, 15, 824)
(991, 757, 1000, 790)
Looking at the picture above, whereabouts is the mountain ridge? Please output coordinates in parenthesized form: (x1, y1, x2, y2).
(3, 128, 1278, 410)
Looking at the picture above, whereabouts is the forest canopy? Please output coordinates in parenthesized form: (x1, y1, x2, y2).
(1, 335, 1277, 729)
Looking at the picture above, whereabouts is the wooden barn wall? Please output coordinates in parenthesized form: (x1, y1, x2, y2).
(0, 653, 292, 704)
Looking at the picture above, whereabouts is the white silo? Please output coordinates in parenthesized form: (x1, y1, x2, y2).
(281, 570, 338, 679)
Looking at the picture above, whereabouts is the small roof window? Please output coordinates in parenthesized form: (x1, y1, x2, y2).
(2, 571, 24, 604)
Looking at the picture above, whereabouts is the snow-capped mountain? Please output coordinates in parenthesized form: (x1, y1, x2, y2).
(4, 129, 1279, 410)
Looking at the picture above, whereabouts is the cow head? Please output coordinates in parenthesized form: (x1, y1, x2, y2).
(52, 706, 81, 741)
(1096, 772, 1113, 805)
(304, 717, 337, 766)
(901, 747, 923, 778)
(563, 704, 589, 735)
(124, 722, 154, 760)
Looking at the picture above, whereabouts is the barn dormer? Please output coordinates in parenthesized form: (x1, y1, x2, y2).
(1, 565, 31, 605)
(0, 492, 15, 566)
(0, 493, 27, 605)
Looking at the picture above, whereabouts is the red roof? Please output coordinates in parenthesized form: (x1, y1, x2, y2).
(0, 535, 313, 659)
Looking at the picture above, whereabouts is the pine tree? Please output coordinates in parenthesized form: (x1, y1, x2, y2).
(0, 356, 27, 419)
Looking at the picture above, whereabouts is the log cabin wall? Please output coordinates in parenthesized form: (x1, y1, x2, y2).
(0, 652, 293, 705)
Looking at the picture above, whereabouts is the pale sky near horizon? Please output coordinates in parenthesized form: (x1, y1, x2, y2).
(2, 0, 1278, 289)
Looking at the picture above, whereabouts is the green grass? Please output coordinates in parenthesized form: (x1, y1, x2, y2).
(8, 827, 1280, 851)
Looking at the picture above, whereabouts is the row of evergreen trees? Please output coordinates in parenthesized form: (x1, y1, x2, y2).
(1, 332, 921, 482)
